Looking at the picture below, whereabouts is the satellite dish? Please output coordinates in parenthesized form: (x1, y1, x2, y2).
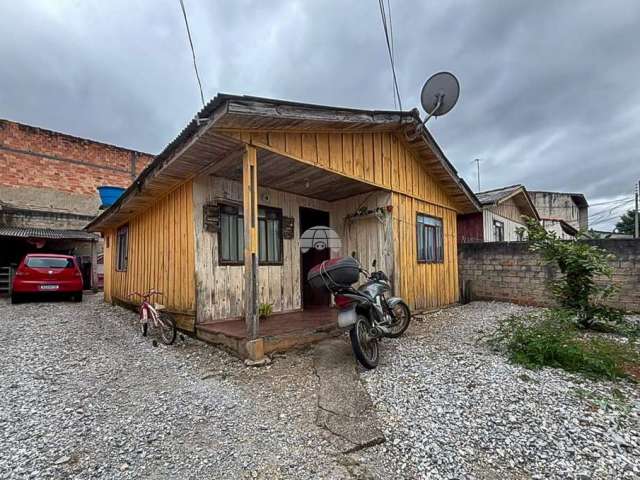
(420, 71, 460, 120)
(406, 71, 460, 141)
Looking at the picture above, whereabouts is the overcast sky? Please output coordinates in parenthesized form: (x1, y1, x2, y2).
(1, 1, 639, 230)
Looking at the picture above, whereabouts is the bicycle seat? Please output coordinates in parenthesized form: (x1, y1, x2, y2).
(154, 303, 166, 311)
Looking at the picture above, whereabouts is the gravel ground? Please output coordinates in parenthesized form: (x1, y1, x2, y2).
(359, 302, 640, 480)
(2, 295, 638, 479)
(0, 294, 355, 479)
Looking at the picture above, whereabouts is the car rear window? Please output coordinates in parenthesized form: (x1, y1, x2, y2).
(26, 257, 74, 268)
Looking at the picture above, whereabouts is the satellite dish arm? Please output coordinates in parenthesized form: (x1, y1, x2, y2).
(405, 94, 443, 142)
(423, 94, 443, 124)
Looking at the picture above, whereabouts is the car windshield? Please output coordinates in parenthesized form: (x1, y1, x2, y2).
(26, 257, 74, 268)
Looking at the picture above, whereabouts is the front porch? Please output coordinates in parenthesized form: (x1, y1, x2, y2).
(190, 133, 394, 359)
(196, 308, 340, 358)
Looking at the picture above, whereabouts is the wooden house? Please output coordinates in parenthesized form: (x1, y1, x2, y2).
(86, 95, 479, 359)
(457, 184, 539, 243)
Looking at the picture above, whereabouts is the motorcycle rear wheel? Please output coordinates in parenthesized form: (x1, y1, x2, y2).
(350, 316, 379, 369)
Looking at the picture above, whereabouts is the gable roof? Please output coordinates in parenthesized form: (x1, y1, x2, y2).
(476, 184, 540, 220)
(86, 94, 480, 231)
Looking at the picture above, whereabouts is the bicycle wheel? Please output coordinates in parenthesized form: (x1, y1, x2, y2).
(158, 312, 176, 345)
(140, 320, 148, 337)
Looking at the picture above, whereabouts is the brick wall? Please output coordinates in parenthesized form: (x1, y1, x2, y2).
(459, 239, 640, 312)
(0, 119, 153, 200)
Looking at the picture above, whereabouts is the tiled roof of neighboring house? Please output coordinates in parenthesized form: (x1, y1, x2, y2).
(0, 226, 98, 241)
(86, 94, 481, 231)
(476, 184, 523, 205)
(475, 184, 540, 220)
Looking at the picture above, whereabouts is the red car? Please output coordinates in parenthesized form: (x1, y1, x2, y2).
(12, 254, 83, 304)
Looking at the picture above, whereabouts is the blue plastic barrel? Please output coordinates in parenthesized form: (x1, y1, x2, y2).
(97, 186, 125, 207)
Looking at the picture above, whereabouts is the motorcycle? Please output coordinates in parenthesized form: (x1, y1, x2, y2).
(308, 256, 411, 369)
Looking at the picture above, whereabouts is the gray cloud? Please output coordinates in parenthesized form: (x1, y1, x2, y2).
(1, 0, 639, 229)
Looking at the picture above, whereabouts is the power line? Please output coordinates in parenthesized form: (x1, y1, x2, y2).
(588, 196, 633, 207)
(386, 0, 396, 109)
(178, 0, 205, 107)
(587, 198, 634, 221)
(378, 0, 402, 111)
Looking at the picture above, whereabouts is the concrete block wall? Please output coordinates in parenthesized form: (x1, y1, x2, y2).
(459, 239, 640, 312)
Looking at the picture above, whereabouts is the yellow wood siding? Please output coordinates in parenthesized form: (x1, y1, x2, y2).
(103, 181, 196, 317)
(392, 192, 459, 309)
(218, 129, 461, 309)
(219, 130, 456, 211)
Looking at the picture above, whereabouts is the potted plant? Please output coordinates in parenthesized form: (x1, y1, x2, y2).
(258, 303, 273, 321)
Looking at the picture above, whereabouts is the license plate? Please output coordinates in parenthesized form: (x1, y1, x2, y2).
(40, 285, 59, 290)
(337, 309, 357, 328)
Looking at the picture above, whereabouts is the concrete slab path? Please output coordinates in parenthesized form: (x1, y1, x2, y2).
(313, 338, 385, 453)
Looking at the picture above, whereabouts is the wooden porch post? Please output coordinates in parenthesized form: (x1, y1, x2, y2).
(243, 145, 260, 342)
(90, 240, 99, 292)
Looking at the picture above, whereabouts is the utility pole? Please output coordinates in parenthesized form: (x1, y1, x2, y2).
(635, 180, 639, 239)
(472, 158, 482, 192)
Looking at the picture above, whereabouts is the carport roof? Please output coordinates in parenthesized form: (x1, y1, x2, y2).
(0, 226, 98, 241)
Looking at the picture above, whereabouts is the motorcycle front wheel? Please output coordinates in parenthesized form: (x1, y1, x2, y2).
(350, 316, 379, 369)
(386, 301, 411, 338)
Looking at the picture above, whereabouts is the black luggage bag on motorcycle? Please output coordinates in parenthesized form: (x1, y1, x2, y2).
(307, 256, 360, 289)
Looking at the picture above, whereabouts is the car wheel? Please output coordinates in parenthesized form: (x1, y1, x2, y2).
(73, 292, 83, 302)
(11, 294, 21, 304)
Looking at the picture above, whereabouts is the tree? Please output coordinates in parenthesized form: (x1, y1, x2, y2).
(615, 209, 637, 235)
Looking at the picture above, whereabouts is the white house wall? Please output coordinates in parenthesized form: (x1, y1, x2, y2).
(483, 210, 526, 242)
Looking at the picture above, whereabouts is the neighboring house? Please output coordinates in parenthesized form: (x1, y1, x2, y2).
(457, 184, 540, 243)
(529, 191, 588, 233)
(87, 94, 480, 358)
(541, 217, 579, 240)
(0, 119, 152, 292)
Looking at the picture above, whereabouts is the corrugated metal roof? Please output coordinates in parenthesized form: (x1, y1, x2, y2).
(0, 226, 98, 241)
(86, 93, 481, 231)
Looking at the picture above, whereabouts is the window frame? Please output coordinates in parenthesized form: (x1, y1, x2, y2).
(258, 205, 284, 266)
(416, 213, 444, 264)
(116, 225, 128, 272)
(493, 219, 505, 242)
(217, 204, 245, 266)
(217, 203, 284, 266)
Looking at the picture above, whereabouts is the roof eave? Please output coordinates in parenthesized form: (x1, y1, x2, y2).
(86, 94, 481, 230)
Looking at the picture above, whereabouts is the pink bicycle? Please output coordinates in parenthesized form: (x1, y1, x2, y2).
(128, 289, 176, 345)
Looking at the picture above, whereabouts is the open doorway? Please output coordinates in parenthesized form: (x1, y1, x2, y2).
(299, 207, 331, 309)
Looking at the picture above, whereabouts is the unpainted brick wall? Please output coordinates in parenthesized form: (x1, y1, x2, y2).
(0, 119, 153, 196)
(458, 239, 640, 312)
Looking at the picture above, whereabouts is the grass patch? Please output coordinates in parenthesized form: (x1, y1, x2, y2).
(489, 310, 639, 381)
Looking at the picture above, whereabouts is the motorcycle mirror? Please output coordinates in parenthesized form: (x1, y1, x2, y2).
(372, 259, 377, 268)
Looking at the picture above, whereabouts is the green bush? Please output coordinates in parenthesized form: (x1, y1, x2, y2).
(525, 219, 623, 327)
(489, 311, 638, 380)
